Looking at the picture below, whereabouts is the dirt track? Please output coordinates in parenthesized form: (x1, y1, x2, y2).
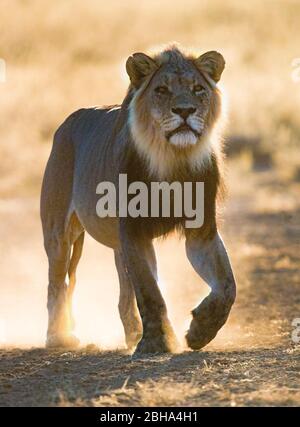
(0, 166, 299, 406)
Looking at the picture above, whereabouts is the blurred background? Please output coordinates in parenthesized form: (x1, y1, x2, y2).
(0, 0, 299, 349)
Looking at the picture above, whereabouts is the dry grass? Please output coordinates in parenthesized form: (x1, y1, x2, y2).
(0, 0, 300, 408)
(78, 379, 199, 407)
(1, 344, 299, 406)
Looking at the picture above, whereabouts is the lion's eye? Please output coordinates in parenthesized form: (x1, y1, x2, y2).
(155, 86, 169, 95)
(193, 85, 205, 94)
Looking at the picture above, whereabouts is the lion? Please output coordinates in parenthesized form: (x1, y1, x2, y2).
(40, 44, 236, 353)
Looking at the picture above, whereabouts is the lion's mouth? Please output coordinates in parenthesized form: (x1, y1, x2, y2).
(166, 124, 200, 140)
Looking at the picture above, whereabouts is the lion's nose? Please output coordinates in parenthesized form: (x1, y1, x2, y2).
(171, 107, 196, 119)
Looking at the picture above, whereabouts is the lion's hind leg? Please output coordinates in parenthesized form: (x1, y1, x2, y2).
(44, 216, 83, 349)
(41, 114, 84, 348)
(114, 250, 142, 351)
(67, 231, 85, 332)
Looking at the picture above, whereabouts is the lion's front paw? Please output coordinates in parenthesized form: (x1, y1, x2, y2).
(133, 337, 170, 355)
(133, 332, 179, 355)
(186, 317, 217, 350)
(186, 293, 231, 350)
(46, 334, 80, 349)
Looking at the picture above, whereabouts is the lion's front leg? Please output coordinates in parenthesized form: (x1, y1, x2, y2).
(120, 221, 179, 354)
(185, 231, 236, 350)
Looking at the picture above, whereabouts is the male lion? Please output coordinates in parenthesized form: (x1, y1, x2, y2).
(41, 45, 236, 353)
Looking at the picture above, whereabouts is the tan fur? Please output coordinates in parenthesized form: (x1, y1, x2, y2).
(127, 45, 224, 180)
(41, 45, 235, 353)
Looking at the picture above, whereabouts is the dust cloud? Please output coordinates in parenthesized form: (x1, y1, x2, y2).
(0, 198, 209, 349)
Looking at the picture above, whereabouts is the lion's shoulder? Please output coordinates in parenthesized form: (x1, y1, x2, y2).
(54, 105, 122, 145)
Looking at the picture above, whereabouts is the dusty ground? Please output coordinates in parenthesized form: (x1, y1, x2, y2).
(0, 165, 299, 407)
(0, 0, 299, 408)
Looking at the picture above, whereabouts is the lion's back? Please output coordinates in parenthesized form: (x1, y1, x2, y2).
(69, 106, 123, 247)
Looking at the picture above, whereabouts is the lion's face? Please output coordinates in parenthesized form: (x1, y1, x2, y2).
(147, 63, 212, 148)
(126, 46, 225, 178)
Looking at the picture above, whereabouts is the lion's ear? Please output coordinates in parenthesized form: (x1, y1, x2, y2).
(126, 53, 158, 87)
(194, 51, 225, 83)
